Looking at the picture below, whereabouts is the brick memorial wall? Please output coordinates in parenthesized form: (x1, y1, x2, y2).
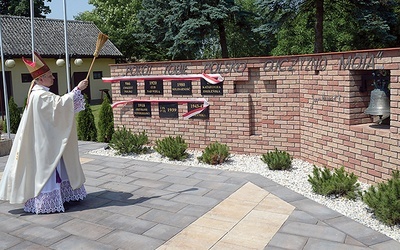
(105, 48, 400, 184)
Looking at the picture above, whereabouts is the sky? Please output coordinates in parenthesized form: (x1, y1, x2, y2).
(45, 0, 94, 20)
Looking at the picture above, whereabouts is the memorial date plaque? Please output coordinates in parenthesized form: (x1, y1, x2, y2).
(171, 80, 192, 95)
(159, 102, 179, 118)
(145, 80, 164, 95)
(120, 80, 137, 95)
(200, 78, 223, 95)
(133, 102, 152, 117)
(187, 102, 209, 119)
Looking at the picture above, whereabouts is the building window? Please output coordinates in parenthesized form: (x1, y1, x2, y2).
(21, 73, 33, 83)
(93, 71, 103, 79)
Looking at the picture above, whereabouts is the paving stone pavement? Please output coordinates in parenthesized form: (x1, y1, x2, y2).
(0, 140, 399, 249)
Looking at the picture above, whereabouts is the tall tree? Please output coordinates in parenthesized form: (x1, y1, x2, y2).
(224, 0, 268, 57)
(0, 0, 51, 17)
(75, 0, 400, 60)
(137, 0, 240, 60)
(75, 0, 142, 62)
(394, 0, 400, 47)
(314, 0, 323, 53)
(253, 0, 300, 55)
(258, 0, 399, 55)
(351, 0, 397, 49)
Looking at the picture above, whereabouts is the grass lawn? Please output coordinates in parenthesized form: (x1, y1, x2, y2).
(90, 104, 102, 127)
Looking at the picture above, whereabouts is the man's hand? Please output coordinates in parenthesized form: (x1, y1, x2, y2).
(77, 80, 89, 91)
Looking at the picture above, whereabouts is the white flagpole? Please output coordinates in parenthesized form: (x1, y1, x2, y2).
(30, 0, 35, 61)
(0, 17, 11, 139)
(63, 0, 71, 92)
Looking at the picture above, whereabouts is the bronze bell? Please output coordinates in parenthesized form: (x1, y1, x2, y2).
(364, 88, 390, 123)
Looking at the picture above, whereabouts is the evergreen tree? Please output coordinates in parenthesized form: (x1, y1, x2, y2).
(97, 96, 114, 143)
(77, 95, 97, 141)
(75, 0, 400, 59)
(225, 0, 267, 57)
(137, 0, 241, 60)
(7, 96, 21, 134)
(258, 0, 399, 55)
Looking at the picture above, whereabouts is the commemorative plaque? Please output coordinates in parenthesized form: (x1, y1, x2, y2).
(133, 102, 152, 117)
(120, 80, 137, 95)
(200, 78, 223, 95)
(171, 80, 192, 95)
(187, 102, 209, 119)
(159, 102, 179, 118)
(145, 79, 164, 95)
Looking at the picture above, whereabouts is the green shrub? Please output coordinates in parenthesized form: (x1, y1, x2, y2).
(362, 170, 400, 226)
(97, 96, 114, 142)
(7, 96, 21, 134)
(109, 127, 149, 155)
(154, 135, 188, 161)
(308, 166, 360, 200)
(261, 148, 292, 170)
(198, 142, 230, 165)
(77, 95, 97, 141)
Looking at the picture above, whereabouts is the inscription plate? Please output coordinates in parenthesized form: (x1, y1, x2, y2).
(145, 79, 164, 95)
(187, 102, 209, 119)
(159, 102, 179, 118)
(200, 78, 223, 95)
(120, 80, 137, 95)
(171, 80, 192, 95)
(133, 102, 152, 117)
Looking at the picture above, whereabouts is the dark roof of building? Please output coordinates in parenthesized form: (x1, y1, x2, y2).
(0, 15, 123, 58)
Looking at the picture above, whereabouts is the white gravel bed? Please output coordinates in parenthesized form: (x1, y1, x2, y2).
(88, 148, 400, 242)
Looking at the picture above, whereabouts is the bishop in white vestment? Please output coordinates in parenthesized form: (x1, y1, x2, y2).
(0, 52, 89, 213)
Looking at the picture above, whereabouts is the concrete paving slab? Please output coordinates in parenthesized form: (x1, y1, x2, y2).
(0, 141, 397, 249)
(279, 221, 347, 242)
(0, 231, 22, 249)
(303, 238, 370, 250)
(325, 215, 395, 246)
(98, 230, 164, 249)
(267, 232, 308, 249)
(51, 235, 115, 250)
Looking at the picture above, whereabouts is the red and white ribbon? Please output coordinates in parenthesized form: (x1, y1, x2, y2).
(182, 99, 209, 119)
(111, 98, 209, 119)
(102, 73, 223, 84)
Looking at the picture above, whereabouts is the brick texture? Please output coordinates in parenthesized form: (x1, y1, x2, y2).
(108, 48, 400, 184)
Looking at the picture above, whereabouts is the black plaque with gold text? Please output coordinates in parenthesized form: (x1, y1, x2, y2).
(171, 80, 192, 95)
(145, 79, 164, 95)
(200, 78, 223, 95)
(159, 102, 179, 118)
(120, 80, 138, 95)
(133, 102, 152, 117)
(187, 102, 209, 119)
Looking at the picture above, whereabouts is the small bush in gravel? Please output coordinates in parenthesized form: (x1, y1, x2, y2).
(198, 142, 230, 165)
(154, 135, 188, 161)
(308, 166, 360, 200)
(261, 148, 292, 170)
(109, 127, 149, 155)
(362, 170, 400, 226)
